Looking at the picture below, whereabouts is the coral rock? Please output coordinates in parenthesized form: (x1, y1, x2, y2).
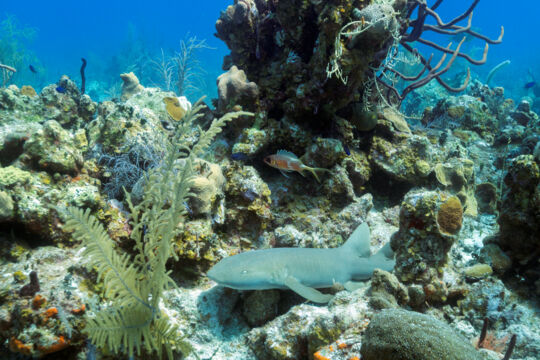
(370, 135, 433, 185)
(360, 309, 483, 360)
(475, 182, 498, 214)
(391, 189, 459, 284)
(23, 120, 84, 175)
(176, 219, 220, 261)
(463, 264, 493, 280)
(0, 190, 14, 221)
(424, 95, 498, 141)
(369, 269, 409, 310)
(511, 100, 538, 126)
(243, 290, 280, 327)
(188, 160, 226, 217)
(481, 243, 512, 274)
(217, 65, 259, 112)
(303, 137, 345, 169)
(497, 155, 540, 274)
(378, 107, 411, 134)
(433, 158, 477, 217)
(344, 150, 371, 194)
(323, 165, 355, 205)
(224, 163, 272, 236)
(120, 72, 144, 100)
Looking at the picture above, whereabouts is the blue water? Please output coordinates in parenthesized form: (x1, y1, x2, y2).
(1, 0, 538, 102)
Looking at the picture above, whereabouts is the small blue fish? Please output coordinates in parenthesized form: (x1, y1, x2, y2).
(524, 81, 536, 89)
(56, 86, 66, 93)
(343, 143, 351, 156)
(29, 65, 37, 74)
(242, 189, 258, 202)
(231, 152, 249, 161)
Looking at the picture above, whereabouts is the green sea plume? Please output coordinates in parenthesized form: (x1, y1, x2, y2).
(61, 98, 252, 359)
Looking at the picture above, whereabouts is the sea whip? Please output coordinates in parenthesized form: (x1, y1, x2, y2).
(80, 58, 87, 94)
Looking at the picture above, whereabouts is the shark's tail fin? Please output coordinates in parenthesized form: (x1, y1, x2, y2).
(301, 166, 330, 183)
(371, 242, 395, 272)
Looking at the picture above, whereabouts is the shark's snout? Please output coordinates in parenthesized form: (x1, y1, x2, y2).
(207, 260, 231, 285)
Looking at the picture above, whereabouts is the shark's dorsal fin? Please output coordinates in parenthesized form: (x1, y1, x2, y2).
(277, 150, 298, 159)
(341, 222, 371, 258)
(284, 276, 334, 303)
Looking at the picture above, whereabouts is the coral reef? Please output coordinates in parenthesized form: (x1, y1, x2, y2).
(433, 158, 477, 216)
(1, 72, 539, 359)
(215, 0, 501, 133)
(1, 0, 539, 356)
(0, 244, 91, 358)
(0, 76, 96, 127)
(423, 95, 499, 141)
(188, 160, 226, 217)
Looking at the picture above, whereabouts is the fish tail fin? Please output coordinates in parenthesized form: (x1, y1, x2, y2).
(302, 166, 330, 183)
(307, 167, 321, 183)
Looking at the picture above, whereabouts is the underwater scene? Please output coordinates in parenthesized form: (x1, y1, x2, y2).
(0, 0, 539, 359)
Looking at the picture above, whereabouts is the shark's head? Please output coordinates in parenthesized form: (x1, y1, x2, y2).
(207, 251, 275, 290)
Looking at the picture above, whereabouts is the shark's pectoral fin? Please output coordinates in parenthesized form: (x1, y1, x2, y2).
(284, 276, 334, 303)
(344, 281, 366, 292)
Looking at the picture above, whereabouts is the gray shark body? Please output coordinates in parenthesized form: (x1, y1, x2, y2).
(207, 223, 395, 303)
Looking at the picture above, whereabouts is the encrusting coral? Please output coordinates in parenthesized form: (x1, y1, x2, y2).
(436, 196, 463, 235)
(163, 95, 192, 121)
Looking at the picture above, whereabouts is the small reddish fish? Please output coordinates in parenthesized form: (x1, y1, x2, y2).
(264, 150, 330, 183)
